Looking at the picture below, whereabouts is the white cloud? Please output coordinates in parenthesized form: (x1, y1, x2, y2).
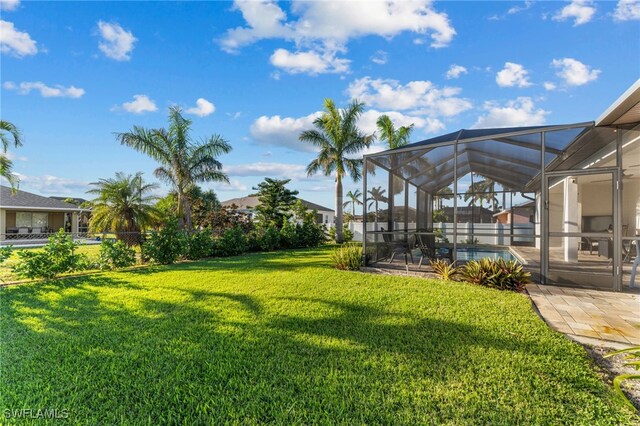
(227, 111, 242, 120)
(613, 0, 640, 21)
(221, 0, 456, 50)
(543, 81, 557, 91)
(0, 0, 20, 11)
(508, 0, 534, 15)
(371, 50, 388, 65)
(97, 21, 137, 61)
(250, 112, 322, 152)
(346, 77, 472, 117)
(553, 0, 596, 26)
(119, 95, 157, 114)
(445, 64, 468, 79)
(213, 179, 248, 192)
(0, 20, 37, 57)
(225, 162, 306, 178)
(185, 98, 215, 117)
(473, 97, 549, 128)
(358, 109, 444, 136)
(8, 173, 88, 196)
(3, 81, 85, 98)
(495, 62, 532, 87)
(4, 150, 27, 162)
(270, 48, 350, 75)
(220, 0, 455, 75)
(551, 57, 600, 86)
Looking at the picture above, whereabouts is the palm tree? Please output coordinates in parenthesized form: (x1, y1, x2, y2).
(0, 120, 23, 191)
(87, 172, 158, 245)
(367, 186, 387, 230)
(376, 115, 414, 150)
(376, 114, 415, 228)
(343, 189, 363, 219)
(116, 106, 232, 231)
(300, 99, 374, 243)
(434, 186, 453, 210)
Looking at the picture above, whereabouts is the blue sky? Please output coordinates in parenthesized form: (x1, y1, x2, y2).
(1, 0, 639, 211)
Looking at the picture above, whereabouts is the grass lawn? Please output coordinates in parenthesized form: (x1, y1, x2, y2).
(0, 247, 636, 425)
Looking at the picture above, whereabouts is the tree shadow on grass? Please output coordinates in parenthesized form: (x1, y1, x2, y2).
(0, 275, 633, 425)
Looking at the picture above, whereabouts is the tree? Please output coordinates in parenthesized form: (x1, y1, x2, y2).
(116, 106, 231, 231)
(343, 189, 362, 219)
(0, 120, 23, 191)
(367, 186, 387, 230)
(87, 172, 158, 245)
(253, 178, 299, 229)
(376, 114, 415, 227)
(300, 99, 374, 243)
(376, 115, 414, 150)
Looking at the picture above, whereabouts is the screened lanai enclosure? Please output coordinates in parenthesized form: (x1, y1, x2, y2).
(363, 122, 640, 292)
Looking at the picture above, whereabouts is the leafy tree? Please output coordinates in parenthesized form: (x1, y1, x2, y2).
(87, 172, 158, 245)
(158, 185, 220, 229)
(204, 204, 253, 233)
(300, 99, 373, 243)
(116, 106, 231, 231)
(0, 120, 23, 191)
(343, 189, 362, 219)
(253, 178, 299, 229)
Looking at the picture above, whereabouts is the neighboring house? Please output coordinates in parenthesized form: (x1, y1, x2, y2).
(0, 185, 88, 244)
(221, 196, 335, 227)
(439, 206, 495, 223)
(493, 201, 535, 225)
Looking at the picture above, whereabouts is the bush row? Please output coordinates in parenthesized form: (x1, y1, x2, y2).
(430, 257, 531, 291)
(142, 220, 326, 265)
(6, 219, 327, 280)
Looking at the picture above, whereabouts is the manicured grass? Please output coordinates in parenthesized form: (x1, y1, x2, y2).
(0, 247, 636, 424)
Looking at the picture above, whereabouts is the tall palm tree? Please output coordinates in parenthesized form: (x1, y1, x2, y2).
(367, 186, 387, 230)
(343, 189, 363, 218)
(376, 114, 414, 228)
(116, 106, 231, 231)
(87, 172, 158, 245)
(376, 115, 414, 150)
(0, 120, 23, 191)
(300, 99, 374, 243)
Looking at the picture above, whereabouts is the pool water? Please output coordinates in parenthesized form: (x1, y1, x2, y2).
(455, 248, 518, 262)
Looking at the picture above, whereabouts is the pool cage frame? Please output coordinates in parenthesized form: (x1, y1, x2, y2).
(362, 121, 640, 292)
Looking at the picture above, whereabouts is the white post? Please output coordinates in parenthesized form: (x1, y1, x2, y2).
(71, 212, 79, 234)
(0, 209, 5, 241)
(563, 178, 579, 262)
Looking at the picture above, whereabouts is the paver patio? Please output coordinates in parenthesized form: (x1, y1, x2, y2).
(527, 284, 640, 345)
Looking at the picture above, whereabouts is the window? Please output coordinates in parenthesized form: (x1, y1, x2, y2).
(14, 212, 48, 229)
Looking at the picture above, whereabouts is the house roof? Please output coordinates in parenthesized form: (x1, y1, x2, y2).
(0, 186, 84, 211)
(221, 195, 333, 213)
(49, 196, 88, 206)
(596, 78, 640, 126)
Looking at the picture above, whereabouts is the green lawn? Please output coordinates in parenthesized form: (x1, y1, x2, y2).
(0, 247, 636, 425)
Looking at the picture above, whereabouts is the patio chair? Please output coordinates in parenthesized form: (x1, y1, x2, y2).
(416, 233, 453, 268)
(381, 230, 414, 266)
(17, 227, 29, 235)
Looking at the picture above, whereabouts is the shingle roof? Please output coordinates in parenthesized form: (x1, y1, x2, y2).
(221, 195, 332, 212)
(0, 186, 83, 210)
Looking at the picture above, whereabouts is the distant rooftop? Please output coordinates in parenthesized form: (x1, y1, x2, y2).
(221, 195, 332, 213)
(0, 185, 84, 211)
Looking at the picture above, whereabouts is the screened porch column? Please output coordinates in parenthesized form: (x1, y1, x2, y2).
(563, 177, 579, 262)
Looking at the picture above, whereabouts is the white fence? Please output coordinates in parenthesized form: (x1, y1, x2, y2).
(348, 221, 535, 245)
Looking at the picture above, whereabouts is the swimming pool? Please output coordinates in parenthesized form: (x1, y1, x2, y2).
(455, 248, 519, 262)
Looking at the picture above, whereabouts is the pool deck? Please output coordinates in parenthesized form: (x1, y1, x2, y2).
(528, 284, 640, 346)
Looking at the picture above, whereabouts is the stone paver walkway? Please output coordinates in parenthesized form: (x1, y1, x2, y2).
(527, 284, 640, 345)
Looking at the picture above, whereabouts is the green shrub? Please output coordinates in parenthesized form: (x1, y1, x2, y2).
(279, 220, 297, 248)
(300, 222, 326, 247)
(259, 225, 281, 251)
(186, 230, 214, 260)
(216, 226, 247, 257)
(328, 224, 353, 243)
(460, 257, 530, 291)
(143, 221, 188, 265)
(12, 230, 83, 279)
(245, 230, 262, 252)
(331, 243, 362, 271)
(429, 259, 460, 281)
(0, 246, 12, 264)
(98, 240, 137, 270)
(604, 346, 640, 409)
